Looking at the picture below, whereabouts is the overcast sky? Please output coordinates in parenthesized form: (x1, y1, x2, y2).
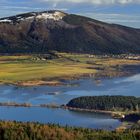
(0, 0, 140, 28)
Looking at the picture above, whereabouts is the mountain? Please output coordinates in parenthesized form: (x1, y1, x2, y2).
(0, 10, 140, 54)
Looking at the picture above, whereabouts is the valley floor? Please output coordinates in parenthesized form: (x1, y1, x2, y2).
(0, 53, 140, 86)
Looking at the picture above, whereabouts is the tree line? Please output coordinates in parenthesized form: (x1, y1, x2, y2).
(0, 121, 139, 140)
(67, 96, 140, 111)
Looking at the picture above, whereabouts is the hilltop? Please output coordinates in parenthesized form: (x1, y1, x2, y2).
(0, 10, 140, 54)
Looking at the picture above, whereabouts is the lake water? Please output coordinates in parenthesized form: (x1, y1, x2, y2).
(0, 74, 140, 130)
(0, 107, 120, 130)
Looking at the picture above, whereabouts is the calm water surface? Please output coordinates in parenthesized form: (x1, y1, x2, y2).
(0, 106, 120, 130)
(0, 74, 140, 130)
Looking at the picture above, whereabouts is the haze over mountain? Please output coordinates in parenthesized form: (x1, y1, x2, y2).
(0, 10, 140, 54)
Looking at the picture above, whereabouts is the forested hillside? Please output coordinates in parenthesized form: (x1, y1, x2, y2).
(0, 121, 139, 140)
(67, 96, 140, 111)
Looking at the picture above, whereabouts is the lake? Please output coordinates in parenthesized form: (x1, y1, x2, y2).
(0, 74, 140, 130)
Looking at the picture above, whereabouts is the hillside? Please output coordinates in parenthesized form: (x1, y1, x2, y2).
(0, 121, 139, 140)
(0, 10, 140, 54)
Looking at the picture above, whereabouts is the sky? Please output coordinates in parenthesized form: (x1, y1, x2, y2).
(0, 0, 140, 28)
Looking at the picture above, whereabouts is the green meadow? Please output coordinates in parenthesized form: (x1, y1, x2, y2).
(0, 53, 139, 85)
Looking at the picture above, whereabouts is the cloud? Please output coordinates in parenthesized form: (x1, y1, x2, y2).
(38, 0, 140, 5)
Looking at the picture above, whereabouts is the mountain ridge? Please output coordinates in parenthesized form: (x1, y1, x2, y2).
(0, 10, 140, 54)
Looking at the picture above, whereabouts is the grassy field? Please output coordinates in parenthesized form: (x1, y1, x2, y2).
(0, 53, 140, 86)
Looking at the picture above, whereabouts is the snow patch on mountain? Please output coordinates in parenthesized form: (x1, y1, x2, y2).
(36, 11, 65, 21)
(0, 11, 66, 23)
(0, 19, 11, 23)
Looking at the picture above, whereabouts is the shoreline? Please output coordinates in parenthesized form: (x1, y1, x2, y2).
(0, 67, 139, 87)
(0, 102, 138, 130)
(0, 102, 135, 119)
(62, 106, 127, 119)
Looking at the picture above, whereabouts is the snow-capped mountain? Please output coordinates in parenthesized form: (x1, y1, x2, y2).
(0, 11, 66, 23)
(0, 10, 140, 54)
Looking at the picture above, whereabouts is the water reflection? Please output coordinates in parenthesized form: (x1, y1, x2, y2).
(0, 106, 121, 130)
(0, 74, 139, 105)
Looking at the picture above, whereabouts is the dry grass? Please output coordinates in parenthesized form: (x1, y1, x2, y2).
(0, 53, 139, 85)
